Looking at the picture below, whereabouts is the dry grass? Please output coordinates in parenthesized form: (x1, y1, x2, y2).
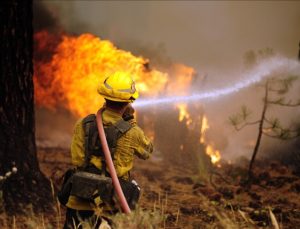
(0, 199, 282, 229)
(111, 207, 163, 229)
(1, 154, 288, 228)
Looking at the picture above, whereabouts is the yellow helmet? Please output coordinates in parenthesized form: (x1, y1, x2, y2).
(97, 72, 139, 103)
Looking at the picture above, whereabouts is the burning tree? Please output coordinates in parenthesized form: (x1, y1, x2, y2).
(230, 49, 300, 184)
(0, 0, 52, 212)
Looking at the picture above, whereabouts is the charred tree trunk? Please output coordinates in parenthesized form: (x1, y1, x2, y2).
(0, 0, 52, 213)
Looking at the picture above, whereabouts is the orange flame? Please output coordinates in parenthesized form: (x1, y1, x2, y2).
(34, 31, 223, 164)
(206, 146, 221, 164)
(176, 104, 192, 126)
(167, 64, 195, 125)
(200, 116, 209, 143)
(166, 63, 195, 95)
(200, 115, 221, 164)
(34, 31, 168, 116)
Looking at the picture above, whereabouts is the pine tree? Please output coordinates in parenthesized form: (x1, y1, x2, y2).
(230, 49, 300, 185)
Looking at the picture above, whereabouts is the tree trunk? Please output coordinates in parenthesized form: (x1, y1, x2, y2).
(0, 0, 52, 213)
(247, 80, 269, 184)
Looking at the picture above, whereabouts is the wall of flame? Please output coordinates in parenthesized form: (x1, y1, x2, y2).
(34, 31, 169, 116)
(34, 30, 221, 165)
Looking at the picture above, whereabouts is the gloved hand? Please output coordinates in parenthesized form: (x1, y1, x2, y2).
(123, 104, 135, 121)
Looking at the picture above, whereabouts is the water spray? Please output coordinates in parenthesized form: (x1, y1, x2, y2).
(134, 56, 300, 108)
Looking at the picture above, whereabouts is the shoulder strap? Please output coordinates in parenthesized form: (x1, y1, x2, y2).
(114, 119, 133, 134)
(82, 114, 96, 169)
(82, 114, 133, 175)
(105, 119, 132, 157)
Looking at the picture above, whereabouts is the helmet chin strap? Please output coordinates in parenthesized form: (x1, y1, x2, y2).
(96, 108, 131, 214)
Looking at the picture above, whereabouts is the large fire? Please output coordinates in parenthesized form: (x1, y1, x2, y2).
(34, 31, 168, 116)
(34, 30, 220, 165)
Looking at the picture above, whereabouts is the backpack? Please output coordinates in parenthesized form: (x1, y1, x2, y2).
(57, 113, 140, 209)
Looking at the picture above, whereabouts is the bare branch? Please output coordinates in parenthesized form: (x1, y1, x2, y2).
(228, 115, 240, 127)
(268, 99, 300, 107)
(264, 117, 281, 129)
(263, 132, 300, 140)
(263, 124, 300, 139)
(234, 120, 261, 131)
(263, 122, 300, 133)
(268, 75, 298, 95)
(262, 132, 280, 138)
(229, 105, 253, 129)
(241, 105, 252, 121)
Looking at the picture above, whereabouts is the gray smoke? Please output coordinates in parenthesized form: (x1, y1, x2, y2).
(41, 1, 300, 69)
(33, 1, 60, 32)
(34, 1, 300, 165)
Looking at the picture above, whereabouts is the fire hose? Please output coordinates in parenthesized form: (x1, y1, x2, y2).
(96, 108, 131, 214)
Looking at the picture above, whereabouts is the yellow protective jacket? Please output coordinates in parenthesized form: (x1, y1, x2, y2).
(66, 109, 153, 210)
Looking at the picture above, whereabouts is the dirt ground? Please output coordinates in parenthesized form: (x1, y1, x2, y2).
(38, 147, 300, 229)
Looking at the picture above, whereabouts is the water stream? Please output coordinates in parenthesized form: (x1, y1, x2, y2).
(134, 56, 300, 108)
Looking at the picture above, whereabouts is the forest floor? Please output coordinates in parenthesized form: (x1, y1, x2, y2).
(37, 147, 300, 229)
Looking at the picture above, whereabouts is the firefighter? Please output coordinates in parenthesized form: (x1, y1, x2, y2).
(63, 72, 153, 228)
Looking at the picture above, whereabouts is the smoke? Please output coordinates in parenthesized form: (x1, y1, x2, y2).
(33, 1, 77, 148)
(204, 63, 300, 161)
(40, 1, 300, 68)
(133, 55, 300, 161)
(33, 1, 60, 32)
(35, 107, 77, 148)
(134, 57, 300, 108)
(34, 1, 300, 166)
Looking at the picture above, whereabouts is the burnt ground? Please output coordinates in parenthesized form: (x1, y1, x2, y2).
(38, 148, 300, 229)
